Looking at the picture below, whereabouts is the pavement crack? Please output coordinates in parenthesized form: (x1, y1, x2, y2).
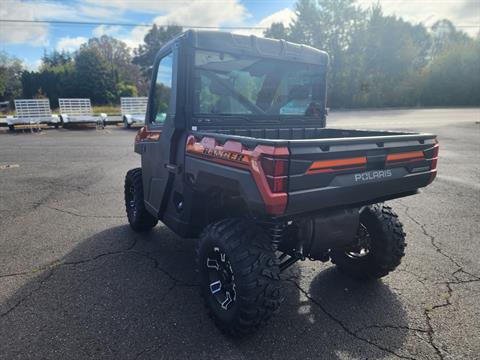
(422, 281, 456, 360)
(397, 268, 428, 286)
(424, 307, 446, 360)
(401, 204, 479, 282)
(355, 324, 429, 334)
(40, 204, 124, 219)
(288, 279, 416, 360)
(0, 238, 138, 280)
(129, 250, 197, 287)
(399, 202, 476, 359)
(0, 270, 34, 279)
(0, 270, 54, 318)
(0, 238, 197, 317)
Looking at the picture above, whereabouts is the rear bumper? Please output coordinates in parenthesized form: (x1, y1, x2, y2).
(285, 171, 433, 216)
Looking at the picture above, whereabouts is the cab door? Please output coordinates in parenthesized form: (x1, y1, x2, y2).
(141, 47, 179, 217)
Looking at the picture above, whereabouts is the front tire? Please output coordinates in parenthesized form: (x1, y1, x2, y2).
(197, 218, 282, 336)
(124, 168, 158, 232)
(330, 204, 406, 281)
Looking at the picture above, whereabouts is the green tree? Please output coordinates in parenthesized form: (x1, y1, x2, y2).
(22, 51, 76, 107)
(117, 82, 138, 97)
(421, 38, 480, 106)
(81, 35, 141, 86)
(133, 24, 183, 78)
(268, 0, 365, 107)
(264, 0, 480, 108)
(347, 6, 431, 107)
(264, 23, 289, 40)
(41, 50, 72, 68)
(0, 51, 24, 103)
(75, 48, 117, 104)
(430, 19, 471, 60)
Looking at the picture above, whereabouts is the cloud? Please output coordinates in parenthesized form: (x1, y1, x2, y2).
(0, 0, 52, 45)
(56, 36, 88, 52)
(119, 0, 250, 50)
(235, 8, 296, 37)
(0, 22, 49, 46)
(152, 0, 249, 27)
(93, 25, 123, 37)
(82, 0, 164, 14)
(23, 58, 43, 71)
(0, 0, 127, 46)
(358, 0, 480, 36)
(77, 4, 124, 19)
(120, 26, 150, 50)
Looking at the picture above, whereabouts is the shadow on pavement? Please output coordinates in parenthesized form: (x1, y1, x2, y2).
(0, 225, 409, 359)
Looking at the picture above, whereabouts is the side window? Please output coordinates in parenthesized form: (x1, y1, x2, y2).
(151, 53, 173, 124)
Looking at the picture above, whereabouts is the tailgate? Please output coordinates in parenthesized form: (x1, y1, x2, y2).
(286, 133, 438, 215)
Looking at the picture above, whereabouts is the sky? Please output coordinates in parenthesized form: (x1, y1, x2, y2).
(0, 0, 479, 70)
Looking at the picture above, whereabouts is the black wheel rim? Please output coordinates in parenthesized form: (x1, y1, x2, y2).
(345, 224, 371, 259)
(206, 246, 236, 311)
(127, 183, 137, 217)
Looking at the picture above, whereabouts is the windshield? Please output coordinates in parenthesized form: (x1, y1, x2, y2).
(193, 50, 326, 117)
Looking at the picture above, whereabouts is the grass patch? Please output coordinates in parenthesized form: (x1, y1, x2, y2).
(91, 105, 121, 115)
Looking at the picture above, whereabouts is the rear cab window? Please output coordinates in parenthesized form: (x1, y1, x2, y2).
(193, 50, 326, 119)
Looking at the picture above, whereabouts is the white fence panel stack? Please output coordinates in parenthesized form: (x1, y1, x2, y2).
(59, 98, 107, 126)
(6, 99, 59, 130)
(121, 97, 148, 128)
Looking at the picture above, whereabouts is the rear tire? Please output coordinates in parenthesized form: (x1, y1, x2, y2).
(124, 168, 158, 232)
(196, 218, 282, 336)
(330, 204, 406, 281)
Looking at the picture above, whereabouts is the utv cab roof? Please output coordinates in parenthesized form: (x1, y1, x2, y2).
(167, 30, 329, 66)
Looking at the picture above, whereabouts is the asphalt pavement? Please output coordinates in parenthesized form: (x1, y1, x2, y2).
(0, 108, 479, 359)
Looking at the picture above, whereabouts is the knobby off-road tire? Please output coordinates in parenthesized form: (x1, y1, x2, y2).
(330, 204, 406, 281)
(196, 218, 283, 336)
(124, 168, 158, 232)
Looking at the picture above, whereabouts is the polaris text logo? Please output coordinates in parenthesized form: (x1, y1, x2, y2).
(354, 170, 393, 182)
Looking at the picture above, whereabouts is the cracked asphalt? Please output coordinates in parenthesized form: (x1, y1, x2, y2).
(0, 108, 479, 360)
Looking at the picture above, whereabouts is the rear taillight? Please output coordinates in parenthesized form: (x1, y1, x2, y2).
(260, 156, 288, 193)
(430, 143, 439, 170)
(266, 175, 288, 193)
(426, 140, 439, 184)
(307, 157, 367, 174)
(386, 151, 424, 164)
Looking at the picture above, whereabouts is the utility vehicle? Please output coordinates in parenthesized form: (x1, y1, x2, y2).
(124, 31, 438, 336)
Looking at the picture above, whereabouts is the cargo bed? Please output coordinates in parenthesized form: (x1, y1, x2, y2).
(188, 127, 438, 217)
